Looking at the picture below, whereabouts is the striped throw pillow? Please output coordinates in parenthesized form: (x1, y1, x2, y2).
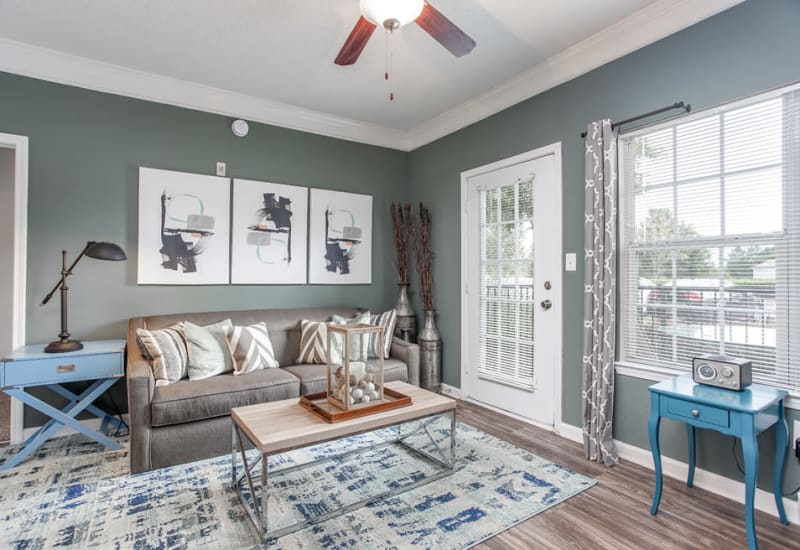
(369, 309, 397, 359)
(136, 325, 188, 386)
(297, 320, 339, 365)
(228, 322, 279, 375)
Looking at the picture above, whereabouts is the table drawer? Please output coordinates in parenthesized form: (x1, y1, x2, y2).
(3, 353, 123, 387)
(664, 397, 730, 428)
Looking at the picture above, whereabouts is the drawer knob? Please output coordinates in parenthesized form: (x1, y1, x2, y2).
(57, 364, 76, 373)
(691, 409, 700, 417)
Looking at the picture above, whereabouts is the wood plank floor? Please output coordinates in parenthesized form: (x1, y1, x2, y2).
(457, 399, 800, 550)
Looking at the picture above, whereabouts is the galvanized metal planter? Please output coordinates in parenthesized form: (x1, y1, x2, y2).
(418, 309, 442, 391)
(394, 284, 417, 342)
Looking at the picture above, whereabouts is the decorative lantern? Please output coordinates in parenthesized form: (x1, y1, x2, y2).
(327, 324, 385, 410)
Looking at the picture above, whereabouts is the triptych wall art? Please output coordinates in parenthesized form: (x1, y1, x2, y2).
(136, 167, 372, 285)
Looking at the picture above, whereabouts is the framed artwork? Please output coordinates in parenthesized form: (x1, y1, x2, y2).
(231, 178, 308, 284)
(308, 188, 372, 284)
(137, 167, 230, 285)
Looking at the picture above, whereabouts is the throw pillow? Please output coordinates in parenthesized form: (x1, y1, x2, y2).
(297, 320, 337, 365)
(331, 311, 371, 362)
(369, 309, 397, 359)
(136, 325, 188, 386)
(228, 322, 280, 375)
(183, 319, 234, 381)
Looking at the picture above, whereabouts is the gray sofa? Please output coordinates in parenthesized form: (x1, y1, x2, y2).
(127, 307, 420, 473)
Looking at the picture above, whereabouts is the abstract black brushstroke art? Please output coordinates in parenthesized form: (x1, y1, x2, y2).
(309, 189, 372, 284)
(159, 190, 215, 273)
(247, 193, 293, 263)
(323, 207, 362, 275)
(138, 168, 230, 285)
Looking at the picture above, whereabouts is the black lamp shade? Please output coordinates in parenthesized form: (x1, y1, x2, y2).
(85, 241, 127, 261)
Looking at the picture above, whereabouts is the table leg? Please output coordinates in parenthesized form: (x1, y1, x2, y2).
(741, 417, 759, 550)
(686, 424, 696, 488)
(773, 401, 789, 525)
(1, 379, 121, 471)
(649, 396, 663, 515)
(46, 383, 125, 431)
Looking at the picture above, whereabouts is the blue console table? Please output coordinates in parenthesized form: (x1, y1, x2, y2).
(648, 374, 789, 550)
(0, 339, 126, 471)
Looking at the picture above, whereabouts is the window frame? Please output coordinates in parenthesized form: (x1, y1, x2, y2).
(616, 82, 800, 405)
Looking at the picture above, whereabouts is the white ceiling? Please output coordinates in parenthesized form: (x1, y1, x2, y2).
(0, 0, 744, 150)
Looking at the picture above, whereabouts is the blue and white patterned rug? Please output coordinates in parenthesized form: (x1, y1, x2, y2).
(0, 420, 595, 549)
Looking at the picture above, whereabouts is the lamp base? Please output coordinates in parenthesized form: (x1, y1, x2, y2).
(44, 339, 83, 353)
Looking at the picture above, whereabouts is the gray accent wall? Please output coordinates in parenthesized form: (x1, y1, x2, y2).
(0, 71, 407, 427)
(407, 0, 800, 494)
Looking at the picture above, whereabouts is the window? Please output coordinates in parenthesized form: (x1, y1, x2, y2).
(620, 83, 800, 389)
(478, 177, 535, 390)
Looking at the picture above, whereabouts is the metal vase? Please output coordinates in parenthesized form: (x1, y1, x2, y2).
(394, 284, 417, 342)
(418, 310, 442, 391)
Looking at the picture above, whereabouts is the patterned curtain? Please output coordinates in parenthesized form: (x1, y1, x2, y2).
(582, 119, 619, 466)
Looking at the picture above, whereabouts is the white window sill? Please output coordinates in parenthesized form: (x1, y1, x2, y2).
(614, 361, 800, 411)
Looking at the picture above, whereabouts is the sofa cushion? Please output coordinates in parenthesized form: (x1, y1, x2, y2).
(284, 358, 409, 396)
(151, 368, 300, 427)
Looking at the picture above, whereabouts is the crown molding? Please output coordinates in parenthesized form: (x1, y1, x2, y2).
(406, 0, 746, 150)
(0, 0, 744, 152)
(0, 37, 410, 151)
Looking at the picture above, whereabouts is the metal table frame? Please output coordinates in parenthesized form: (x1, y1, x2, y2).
(231, 408, 457, 542)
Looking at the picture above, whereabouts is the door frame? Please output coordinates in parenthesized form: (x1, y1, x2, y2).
(0, 132, 29, 444)
(459, 142, 563, 431)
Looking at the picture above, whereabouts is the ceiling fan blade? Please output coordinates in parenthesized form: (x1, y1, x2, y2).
(335, 16, 377, 66)
(416, 2, 476, 58)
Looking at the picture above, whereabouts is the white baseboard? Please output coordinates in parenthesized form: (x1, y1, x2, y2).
(440, 384, 463, 399)
(21, 414, 129, 441)
(558, 422, 798, 525)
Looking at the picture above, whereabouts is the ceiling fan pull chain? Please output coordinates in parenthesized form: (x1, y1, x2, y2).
(387, 29, 395, 101)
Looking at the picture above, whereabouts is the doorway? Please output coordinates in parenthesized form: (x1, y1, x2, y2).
(460, 143, 562, 427)
(0, 133, 28, 445)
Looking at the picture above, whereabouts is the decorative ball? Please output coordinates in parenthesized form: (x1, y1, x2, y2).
(367, 391, 378, 401)
(352, 388, 364, 400)
(364, 373, 374, 383)
(361, 395, 371, 404)
(358, 380, 367, 389)
(365, 382, 375, 392)
(348, 395, 354, 406)
(349, 374, 358, 386)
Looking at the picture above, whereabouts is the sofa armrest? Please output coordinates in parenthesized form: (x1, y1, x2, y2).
(390, 337, 420, 386)
(127, 317, 155, 473)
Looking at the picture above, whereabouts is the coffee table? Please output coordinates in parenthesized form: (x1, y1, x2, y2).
(231, 381, 457, 541)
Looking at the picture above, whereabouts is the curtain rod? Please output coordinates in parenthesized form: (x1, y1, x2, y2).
(580, 101, 691, 138)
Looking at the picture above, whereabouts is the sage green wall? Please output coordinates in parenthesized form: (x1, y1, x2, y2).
(0, 72, 407, 427)
(407, 0, 800, 494)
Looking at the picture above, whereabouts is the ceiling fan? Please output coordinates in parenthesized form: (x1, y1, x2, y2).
(335, 0, 476, 66)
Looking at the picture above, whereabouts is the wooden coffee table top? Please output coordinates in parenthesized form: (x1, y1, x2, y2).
(231, 381, 456, 455)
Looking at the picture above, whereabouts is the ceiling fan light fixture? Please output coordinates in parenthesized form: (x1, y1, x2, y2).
(360, 0, 424, 30)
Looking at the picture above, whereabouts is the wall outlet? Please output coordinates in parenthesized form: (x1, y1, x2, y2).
(216, 161, 226, 176)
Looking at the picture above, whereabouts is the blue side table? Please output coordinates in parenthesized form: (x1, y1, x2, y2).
(0, 339, 126, 470)
(648, 374, 789, 550)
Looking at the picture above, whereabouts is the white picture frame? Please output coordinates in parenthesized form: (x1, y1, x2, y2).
(308, 188, 372, 284)
(137, 167, 230, 285)
(231, 178, 308, 284)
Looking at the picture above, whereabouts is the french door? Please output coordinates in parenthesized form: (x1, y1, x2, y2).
(461, 144, 561, 425)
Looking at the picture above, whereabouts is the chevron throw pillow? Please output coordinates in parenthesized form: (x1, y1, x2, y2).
(228, 322, 279, 375)
(297, 320, 339, 365)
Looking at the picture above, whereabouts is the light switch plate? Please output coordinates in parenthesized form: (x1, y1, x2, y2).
(565, 253, 577, 271)
(216, 161, 226, 177)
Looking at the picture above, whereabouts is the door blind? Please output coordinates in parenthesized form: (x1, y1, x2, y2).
(478, 175, 535, 390)
(620, 82, 800, 389)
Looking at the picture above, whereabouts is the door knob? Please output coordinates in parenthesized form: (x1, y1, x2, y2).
(540, 299, 552, 310)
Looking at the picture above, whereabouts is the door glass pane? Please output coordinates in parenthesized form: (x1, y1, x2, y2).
(478, 175, 536, 390)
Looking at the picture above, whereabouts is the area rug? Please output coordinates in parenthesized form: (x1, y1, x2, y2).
(0, 420, 595, 549)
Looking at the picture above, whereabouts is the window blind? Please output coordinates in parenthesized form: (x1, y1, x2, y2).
(620, 83, 800, 389)
(478, 177, 536, 390)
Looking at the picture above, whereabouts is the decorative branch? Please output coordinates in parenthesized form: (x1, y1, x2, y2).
(413, 203, 434, 311)
(390, 202, 412, 285)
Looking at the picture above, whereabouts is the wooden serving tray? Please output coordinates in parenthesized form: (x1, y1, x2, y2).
(299, 387, 412, 423)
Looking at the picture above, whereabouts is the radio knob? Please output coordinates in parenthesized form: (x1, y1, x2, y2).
(721, 367, 734, 378)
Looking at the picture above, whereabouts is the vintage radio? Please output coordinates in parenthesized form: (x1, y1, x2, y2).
(692, 355, 752, 391)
